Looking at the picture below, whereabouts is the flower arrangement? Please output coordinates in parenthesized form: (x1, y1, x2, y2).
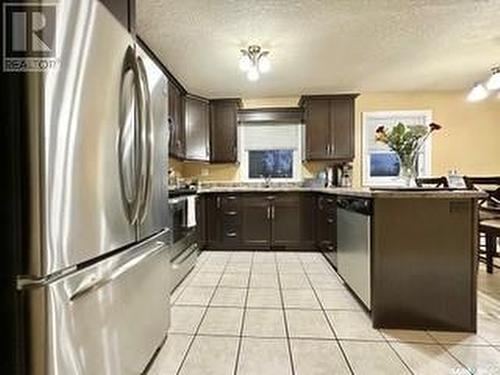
(375, 122, 442, 186)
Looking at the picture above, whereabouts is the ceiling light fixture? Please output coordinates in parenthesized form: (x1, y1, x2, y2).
(486, 66, 500, 90)
(239, 45, 271, 81)
(467, 82, 489, 102)
(467, 64, 500, 102)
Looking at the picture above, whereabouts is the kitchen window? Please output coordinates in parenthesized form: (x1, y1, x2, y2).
(362, 110, 432, 186)
(238, 123, 303, 182)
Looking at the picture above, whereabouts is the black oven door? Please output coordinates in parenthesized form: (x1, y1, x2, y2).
(169, 195, 197, 259)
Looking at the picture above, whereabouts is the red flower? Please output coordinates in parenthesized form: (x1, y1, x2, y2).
(429, 122, 442, 131)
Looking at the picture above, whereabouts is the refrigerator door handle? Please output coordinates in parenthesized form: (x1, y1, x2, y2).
(118, 46, 143, 225)
(70, 241, 165, 302)
(136, 55, 154, 224)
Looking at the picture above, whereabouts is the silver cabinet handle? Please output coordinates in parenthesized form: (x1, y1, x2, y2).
(272, 205, 275, 219)
(226, 232, 237, 238)
(70, 242, 165, 302)
(216, 196, 221, 209)
(267, 206, 271, 220)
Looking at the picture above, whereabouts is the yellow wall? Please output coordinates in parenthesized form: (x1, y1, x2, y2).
(354, 91, 500, 186)
(172, 91, 500, 186)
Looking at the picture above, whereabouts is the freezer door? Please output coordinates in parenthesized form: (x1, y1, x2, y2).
(23, 230, 170, 375)
(30, 0, 140, 276)
(136, 45, 169, 240)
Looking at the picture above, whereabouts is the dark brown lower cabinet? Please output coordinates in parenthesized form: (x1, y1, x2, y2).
(271, 194, 315, 250)
(316, 195, 337, 266)
(240, 195, 271, 249)
(201, 193, 316, 250)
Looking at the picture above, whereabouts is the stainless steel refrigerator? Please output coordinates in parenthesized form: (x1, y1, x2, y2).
(5, 1, 170, 374)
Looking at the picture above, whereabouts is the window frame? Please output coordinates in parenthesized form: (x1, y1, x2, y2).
(362, 110, 433, 187)
(238, 123, 304, 182)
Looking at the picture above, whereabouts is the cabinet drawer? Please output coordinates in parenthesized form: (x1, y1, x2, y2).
(217, 195, 239, 209)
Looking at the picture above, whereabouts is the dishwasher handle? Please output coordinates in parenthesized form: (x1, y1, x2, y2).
(337, 196, 373, 216)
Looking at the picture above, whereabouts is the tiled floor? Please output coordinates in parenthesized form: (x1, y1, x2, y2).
(149, 251, 500, 375)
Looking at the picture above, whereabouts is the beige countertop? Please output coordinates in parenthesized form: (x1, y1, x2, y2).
(197, 186, 486, 199)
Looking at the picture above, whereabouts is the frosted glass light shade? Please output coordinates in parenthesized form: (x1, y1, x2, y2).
(247, 66, 260, 81)
(258, 54, 271, 73)
(486, 68, 500, 90)
(467, 83, 489, 102)
(239, 54, 251, 72)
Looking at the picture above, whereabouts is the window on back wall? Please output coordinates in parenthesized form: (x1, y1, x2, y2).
(362, 110, 433, 186)
(238, 123, 304, 181)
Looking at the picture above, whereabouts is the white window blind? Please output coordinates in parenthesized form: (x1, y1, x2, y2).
(238, 123, 304, 181)
(239, 123, 302, 150)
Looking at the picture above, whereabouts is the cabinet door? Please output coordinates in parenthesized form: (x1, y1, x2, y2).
(272, 194, 315, 250)
(210, 100, 239, 163)
(203, 195, 220, 248)
(168, 82, 185, 159)
(316, 195, 337, 264)
(240, 195, 271, 249)
(185, 96, 209, 161)
(305, 100, 331, 160)
(331, 98, 354, 160)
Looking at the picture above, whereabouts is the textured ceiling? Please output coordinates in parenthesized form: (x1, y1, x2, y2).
(137, 0, 500, 98)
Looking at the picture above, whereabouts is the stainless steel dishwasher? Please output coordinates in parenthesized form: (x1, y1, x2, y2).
(336, 196, 373, 309)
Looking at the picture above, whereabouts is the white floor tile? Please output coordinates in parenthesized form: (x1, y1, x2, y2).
(210, 287, 247, 307)
(175, 286, 215, 306)
(198, 307, 244, 336)
(286, 310, 334, 339)
(148, 334, 193, 375)
(237, 338, 292, 375)
(327, 310, 384, 341)
(247, 288, 282, 308)
(178, 335, 239, 375)
(219, 272, 249, 288)
(243, 308, 286, 338)
(341, 341, 411, 375)
(291, 339, 351, 375)
(392, 342, 468, 375)
(282, 288, 321, 309)
(429, 331, 490, 346)
(169, 306, 206, 334)
(316, 289, 361, 310)
(446, 345, 500, 375)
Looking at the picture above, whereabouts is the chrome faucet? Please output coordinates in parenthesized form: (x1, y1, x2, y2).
(261, 174, 272, 187)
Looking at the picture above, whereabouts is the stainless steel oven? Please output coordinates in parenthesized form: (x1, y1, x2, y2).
(169, 193, 199, 291)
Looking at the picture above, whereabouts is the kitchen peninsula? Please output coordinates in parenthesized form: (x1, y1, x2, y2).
(197, 185, 485, 332)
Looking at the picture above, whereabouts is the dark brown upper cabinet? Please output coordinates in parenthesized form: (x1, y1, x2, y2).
(299, 94, 359, 161)
(209, 99, 242, 163)
(185, 95, 210, 161)
(168, 81, 185, 159)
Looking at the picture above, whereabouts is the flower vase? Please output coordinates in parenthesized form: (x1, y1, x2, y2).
(397, 153, 418, 187)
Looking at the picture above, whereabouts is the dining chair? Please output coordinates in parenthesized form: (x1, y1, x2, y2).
(464, 176, 500, 273)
